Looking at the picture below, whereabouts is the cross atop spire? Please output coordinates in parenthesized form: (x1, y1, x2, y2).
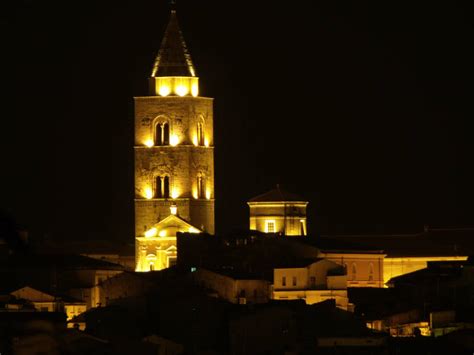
(151, 9, 196, 77)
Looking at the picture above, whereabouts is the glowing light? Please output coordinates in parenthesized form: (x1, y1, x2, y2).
(170, 205, 177, 215)
(144, 227, 157, 238)
(175, 85, 188, 97)
(158, 85, 171, 96)
(158, 230, 167, 237)
(192, 136, 198, 146)
(144, 139, 154, 147)
(189, 227, 200, 234)
(171, 188, 180, 199)
(204, 138, 209, 147)
(205, 189, 211, 200)
(265, 220, 276, 233)
(192, 187, 198, 199)
(144, 187, 153, 199)
(170, 134, 179, 146)
(191, 83, 199, 97)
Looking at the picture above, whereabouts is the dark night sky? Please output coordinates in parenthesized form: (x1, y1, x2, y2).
(1, 1, 473, 242)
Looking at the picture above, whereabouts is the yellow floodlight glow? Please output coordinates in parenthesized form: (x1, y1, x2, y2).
(170, 205, 177, 215)
(189, 227, 200, 234)
(192, 135, 198, 146)
(192, 187, 198, 199)
(170, 134, 179, 146)
(171, 188, 180, 199)
(191, 83, 199, 97)
(158, 85, 171, 97)
(144, 139, 154, 147)
(144, 187, 153, 200)
(205, 189, 211, 200)
(175, 85, 188, 97)
(158, 230, 166, 237)
(144, 227, 157, 238)
(204, 138, 209, 147)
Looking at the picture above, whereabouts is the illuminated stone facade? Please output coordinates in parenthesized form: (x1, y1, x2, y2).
(248, 187, 308, 236)
(135, 10, 214, 271)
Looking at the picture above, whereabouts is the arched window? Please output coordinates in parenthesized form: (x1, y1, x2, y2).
(162, 122, 170, 145)
(369, 262, 374, 281)
(197, 122, 204, 146)
(155, 176, 162, 198)
(197, 176, 205, 199)
(163, 176, 170, 198)
(155, 122, 170, 146)
(155, 176, 170, 198)
(352, 263, 357, 281)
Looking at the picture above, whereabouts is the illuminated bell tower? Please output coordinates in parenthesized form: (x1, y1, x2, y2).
(134, 9, 214, 271)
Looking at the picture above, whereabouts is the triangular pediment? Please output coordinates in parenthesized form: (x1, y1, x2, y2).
(141, 214, 202, 238)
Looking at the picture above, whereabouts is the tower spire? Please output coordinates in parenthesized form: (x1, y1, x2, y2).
(151, 8, 196, 78)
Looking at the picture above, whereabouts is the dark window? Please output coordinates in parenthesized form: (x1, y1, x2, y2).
(155, 122, 170, 146)
(155, 176, 170, 198)
(155, 176, 163, 198)
(163, 122, 170, 145)
(282, 276, 286, 286)
(197, 122, 204, 146)
(310, 276, 316, 286)
(163, 176, 170, 198)
(292, 276, 297, 286)
(197, 176, 205, 199)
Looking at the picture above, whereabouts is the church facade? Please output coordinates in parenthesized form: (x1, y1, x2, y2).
(134, 10, 214, 271)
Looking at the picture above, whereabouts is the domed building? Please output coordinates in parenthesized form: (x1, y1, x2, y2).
(247, 186, 308, 236)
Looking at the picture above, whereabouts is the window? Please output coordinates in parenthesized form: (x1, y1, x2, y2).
(282, 276, 286, 286)
(369, 262, 374, 282)
(265, 220, 276, 233)
(352, 263, 357, 281)
(149, 263, 154, 271)
(310, 276, 316, 287)
(155, 176, 170, 198)
(162, 123, 169, 145)
(292, 276, 297, 286)
(197, 176, 205, 199)
(253, 289, 257, 298)
(197, 122, 204, 146)
(40, 307, 49, 312)
(163, 176, 170, 198)
(155, 122, 170, 146)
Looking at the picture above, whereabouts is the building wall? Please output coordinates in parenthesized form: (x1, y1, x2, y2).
(274, 267, 308, 290)
(248, 202, 307, 236)
(272, 260, 349, 309)
(321, 253, 385, 288)
(383, 256, 468, 284)
(194, 268, 270, 304)
(136, 236, 177, 272)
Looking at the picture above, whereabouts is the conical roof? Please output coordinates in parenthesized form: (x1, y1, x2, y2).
(151, 10, 196, 77)
(248, 186, 307, 203)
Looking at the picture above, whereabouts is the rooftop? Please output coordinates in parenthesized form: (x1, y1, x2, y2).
(248, 186, 307, 203)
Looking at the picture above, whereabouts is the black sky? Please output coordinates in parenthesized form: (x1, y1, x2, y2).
(1, 0, 473, 242)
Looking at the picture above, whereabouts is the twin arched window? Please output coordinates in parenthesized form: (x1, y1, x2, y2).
(155, 122, 170, 146)
(155, 176, 170, 198)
